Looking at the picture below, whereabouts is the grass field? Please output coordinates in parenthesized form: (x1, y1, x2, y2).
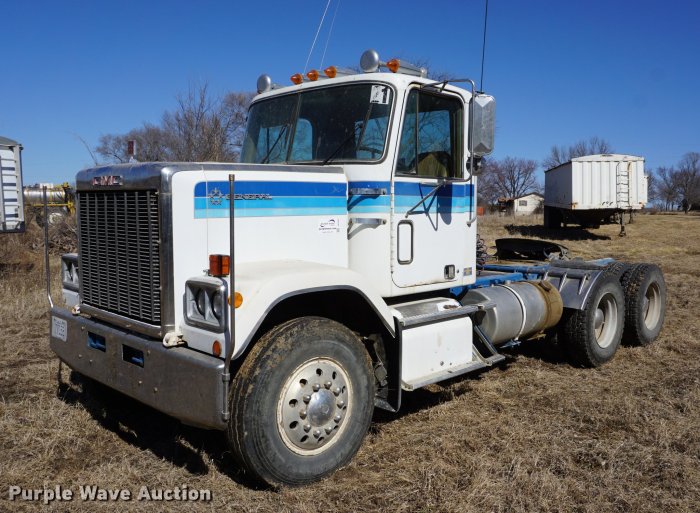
(1, 213, 699, 512)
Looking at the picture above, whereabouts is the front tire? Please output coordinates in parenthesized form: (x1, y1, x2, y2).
(227, 317, 375, 487)
(560, 274, 625, 367)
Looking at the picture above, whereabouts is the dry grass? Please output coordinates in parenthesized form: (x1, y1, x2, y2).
(1, 214, 699, 512)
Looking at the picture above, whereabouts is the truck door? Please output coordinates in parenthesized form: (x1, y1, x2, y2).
(391, 88, 471, 288)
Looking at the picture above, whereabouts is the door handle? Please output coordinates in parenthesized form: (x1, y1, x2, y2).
(349, 187, 387, 196)
(351, 217, 387, 226)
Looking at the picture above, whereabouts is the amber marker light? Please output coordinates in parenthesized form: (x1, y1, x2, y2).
(306, 69, 319, 81)
(290, 73, 303, 85)
(324, 66, 337, 78)
(209, 254, 230, 277)
(228, 292, 244, 308)
(386, 58, 400, 73)
(212, 340, 222, 357)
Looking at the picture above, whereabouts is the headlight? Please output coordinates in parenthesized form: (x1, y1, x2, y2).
(185, 278, 227, 333)
(212, 291, 224, 319)
(195, 289, 207, 316)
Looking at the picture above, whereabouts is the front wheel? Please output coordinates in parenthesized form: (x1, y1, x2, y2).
(227, 317, 375, 487)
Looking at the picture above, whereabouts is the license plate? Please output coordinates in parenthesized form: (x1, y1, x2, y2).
(52, 316, 68, 341)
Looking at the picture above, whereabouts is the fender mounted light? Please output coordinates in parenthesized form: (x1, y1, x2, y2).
(209, 254, 230, 277)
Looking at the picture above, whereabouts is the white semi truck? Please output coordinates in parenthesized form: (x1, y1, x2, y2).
(49, 50, 667, 487)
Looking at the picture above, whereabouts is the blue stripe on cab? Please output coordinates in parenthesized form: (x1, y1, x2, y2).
(194, 181, 346, 197)
(195, 207, 348, 218)
(194, 180, 348, 218)
(193, 180, 474, 218)
(194, 196, 347, 210)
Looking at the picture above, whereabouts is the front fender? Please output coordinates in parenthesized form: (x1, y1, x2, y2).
(181, 260, 395, 359)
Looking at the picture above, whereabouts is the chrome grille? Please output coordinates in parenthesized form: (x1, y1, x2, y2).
(78, 190, 161, 324)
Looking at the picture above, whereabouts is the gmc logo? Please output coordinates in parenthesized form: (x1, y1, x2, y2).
(92, 175, 123, 186)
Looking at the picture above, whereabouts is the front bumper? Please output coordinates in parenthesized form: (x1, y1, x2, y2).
(49, 308, 228, 430)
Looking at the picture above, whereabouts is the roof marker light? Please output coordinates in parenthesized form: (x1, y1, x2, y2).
(290, 73, 304, 85)
(386, 58, 400, 73)
(306, 69, 319, 81)
(323, 66, 355, 78)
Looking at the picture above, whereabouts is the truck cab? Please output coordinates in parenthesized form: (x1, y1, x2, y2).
(242, 69, 489, 296)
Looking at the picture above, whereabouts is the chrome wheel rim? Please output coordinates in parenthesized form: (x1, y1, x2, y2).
(594, 293, 618, 348)
(277, 357, 351, 455)
(643, 282, 662, 330)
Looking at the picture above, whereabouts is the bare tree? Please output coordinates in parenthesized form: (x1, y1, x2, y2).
(96, 124, 170, 163)
(543, 136, 614, 170)
(96, 84, 253, 164)
(653, 166, 679, 211)
(476, 157, 501, 205)
(676, 151, 700, 206)
(480, 156, 539, 200)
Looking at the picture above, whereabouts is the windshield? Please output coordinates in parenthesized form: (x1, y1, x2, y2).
(240, 83, 394, 164)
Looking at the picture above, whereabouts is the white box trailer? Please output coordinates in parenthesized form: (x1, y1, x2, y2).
(544, 154, 647, 228)
(0, 137, 25, 233)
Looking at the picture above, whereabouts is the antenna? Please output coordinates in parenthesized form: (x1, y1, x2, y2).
(303, 0, 332, 73)
(319, 0, 341, 69)
(479, 0, 489, 92)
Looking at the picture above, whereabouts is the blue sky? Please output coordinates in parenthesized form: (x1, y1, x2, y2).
(3, 0, 699, 184)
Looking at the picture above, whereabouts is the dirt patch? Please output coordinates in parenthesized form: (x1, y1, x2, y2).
(0, 212, 699, 512)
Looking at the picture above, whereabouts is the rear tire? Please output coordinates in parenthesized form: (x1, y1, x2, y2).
(227, 317, 375, 487)
(560, 274, 625, 367)
(604, 261, 631, 280)
(621, 264, 666, 346)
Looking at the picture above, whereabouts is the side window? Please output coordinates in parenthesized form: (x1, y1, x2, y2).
(396, 90, 463, 178)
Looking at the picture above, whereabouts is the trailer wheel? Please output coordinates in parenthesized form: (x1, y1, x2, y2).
(621, 264, 666, 346)
(227, 317, 375, 487)
(560, 275, 625, 367)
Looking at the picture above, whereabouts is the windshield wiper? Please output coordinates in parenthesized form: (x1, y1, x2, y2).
(322, 101, 377, 165)
(260, 124, 289, 164)
(322, 123, 363, 165)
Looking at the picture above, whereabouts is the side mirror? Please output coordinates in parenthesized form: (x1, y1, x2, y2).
(470, 94, 496, 157)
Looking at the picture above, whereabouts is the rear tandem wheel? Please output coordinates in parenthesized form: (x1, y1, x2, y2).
(560, 273, 626, 367)
(620, 263, 666, 346)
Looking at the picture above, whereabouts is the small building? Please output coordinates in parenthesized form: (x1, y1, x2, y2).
(498, 193, 543, 216)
